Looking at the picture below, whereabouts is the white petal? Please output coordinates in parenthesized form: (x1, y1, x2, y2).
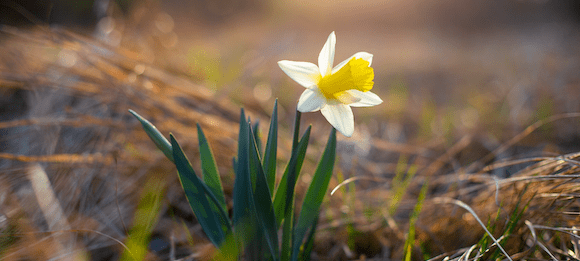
(318, 32, 336, 77)
(297, 88, 326, 112)
(336, 91, 362, 105)
(321, 104, 354, 137)
(278, 60, 321, 88)
(347, 90, 383, 107)
(331, 52, 373, 74)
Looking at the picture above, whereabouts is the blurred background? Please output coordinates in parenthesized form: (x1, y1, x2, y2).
(2, 0, 580, 260)
(2, 0, 580, 140)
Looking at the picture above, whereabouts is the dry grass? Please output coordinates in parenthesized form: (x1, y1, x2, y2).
(0, 26, 247, 260)
(2, 10, 580, 261)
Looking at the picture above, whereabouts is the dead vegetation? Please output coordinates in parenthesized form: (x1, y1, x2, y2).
(0, 26, 246, 260)
(2, 16, 580, 261)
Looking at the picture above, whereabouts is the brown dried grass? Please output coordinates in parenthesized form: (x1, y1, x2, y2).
(0, 26, 248, 260)
(2, 25, 580, 261)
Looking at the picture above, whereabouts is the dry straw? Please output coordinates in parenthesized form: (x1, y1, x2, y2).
(2, 26, 580, 260)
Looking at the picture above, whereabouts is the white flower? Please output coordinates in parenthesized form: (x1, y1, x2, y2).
(278, 32, 383, 137)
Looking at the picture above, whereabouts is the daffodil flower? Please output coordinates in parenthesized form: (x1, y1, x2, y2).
(278, 31, 382, 137)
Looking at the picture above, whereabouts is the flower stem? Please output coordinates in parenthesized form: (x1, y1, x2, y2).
(292, 110, 302, 152)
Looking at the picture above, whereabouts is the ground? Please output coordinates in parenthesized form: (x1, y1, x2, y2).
(1, 1, 580, 260)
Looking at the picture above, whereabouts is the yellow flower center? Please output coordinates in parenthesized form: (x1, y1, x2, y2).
(318, 58, 374, 103)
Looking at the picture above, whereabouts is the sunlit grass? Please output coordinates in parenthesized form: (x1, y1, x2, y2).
(121, 175, 166, 261)
(403, 180, 428, 261)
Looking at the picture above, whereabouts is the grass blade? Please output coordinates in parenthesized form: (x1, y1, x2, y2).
(120, 175, 166, 261)
(171, 134, 225, 247)
(291, 128, 336, 260)
(128, 109, 173, 162)
(263, 99, 278, 196)
(403, 180, 429, 261)
(433, 197, 514, 261)
(389, 156, 418, 216)
(197, 123, 228, 213)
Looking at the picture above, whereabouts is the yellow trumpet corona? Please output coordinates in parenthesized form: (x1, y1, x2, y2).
(318, 58, 374, 102)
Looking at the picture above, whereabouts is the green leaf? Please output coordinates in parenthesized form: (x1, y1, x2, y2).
(197, 123, 227, 213)
(232, 109, 255, 245)
(272, 126, 311, 226)
(292, 128, 337, 260)
(248, 124, 279, 260)
(128, 109, 173, 162)
(252, 120, 263, 157)
(291, 110, 302, 151)
(263, 100, 278, 196)
(170, 134, 226, 247)
(213, 233, 241, 261)
(232, 157, 237, 175)
(280, 109, 304, 261)
(299, 217, 318, 261)
(280, 201, 294, 261)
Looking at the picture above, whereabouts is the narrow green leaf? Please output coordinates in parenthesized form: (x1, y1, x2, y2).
(252, 120, 263, 157)
(282, 127, 311, 217)
(272, 126, 311, 226)
(299, 217, 318, 261)
(246, 124, 278, 259)
(292, 128, 336, 259)
(171, 134, 225, 246)
(232, 157, 237, 175)
(291, 110, 302, 151)
(247, 118, 258, 191)
(263, 100, 278, 196)
(280, 201, 294, 261)
(277, 109, 304, 261)
(128, 109, 173, 162)
(233, 109, 251, 226)
(197, 123, 227, 213)
(213, 233, 241, 261)
(232, 109, 257, 252)
(237, 109, 247, 164)
(403, 180, 429, 261)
